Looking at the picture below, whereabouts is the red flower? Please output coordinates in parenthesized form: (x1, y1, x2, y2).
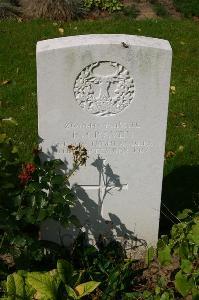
(18, 171, 31, 185)
(25, 163, 36, 174)
(18, 163, 36, 185)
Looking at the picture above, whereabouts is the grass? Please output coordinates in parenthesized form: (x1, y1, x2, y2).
(1, 19, 198, 166)
(0, 18, 199, 225)
(173, 0, 199, 17)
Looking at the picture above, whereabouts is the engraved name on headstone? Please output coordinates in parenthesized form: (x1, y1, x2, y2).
(37, 35, 172, 256)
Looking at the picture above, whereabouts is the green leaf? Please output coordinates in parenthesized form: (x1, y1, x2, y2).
(193, 290, 199, 300)
(70, 271, 83, 288)
(155, 286, 161, 294)
(175, 270, 192, 297)
(47, 159, 63, 169)
(13, 195, 21, 207)
(52, 175, 64, 185)
(14, 274, 26, 299)
(11, 236, 27, 247)
(160, 292, 171, 300)
(108, 270, 120, 286)
(181, 259, 193, 273)
(188, 223, 199, 246)
(158, 245, 171, 266)
(158, 276, 167, 288)
(65, 193, 76, 203)
(124, 292, 143, 299)
(7, 274, 15, 300)
(177, 209, 192, 220)
(11, 146, 18, 154)
(27, 271, 60, 300)
(74, 281, 100, 298)
(171, 223, 186, 240)
(23, 208, 35, 224)
(26, 184, 36, 193)
(37, 209, 48, 222)
(6, 273, 26, 299)
(193, 245, 199, 256)
(143, 290, 153, 298)
(179, 243, 189, 259)
(157, 235, 169, 249)
(65, 285, 78, 299)
(0, 133, 7, 143)
(52, 191, 64, 203)
(145, 246, 155, 266)
(57, 260, 73, 284)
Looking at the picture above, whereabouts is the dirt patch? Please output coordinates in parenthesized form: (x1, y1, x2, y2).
(160, 0, 181, 19)
(136, 0, 157, 19)
(122, 0, 182, 19)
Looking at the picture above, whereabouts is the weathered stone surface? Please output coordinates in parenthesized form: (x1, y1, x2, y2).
(37, 34, 172, 255)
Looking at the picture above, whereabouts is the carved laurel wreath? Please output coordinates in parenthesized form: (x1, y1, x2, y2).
(74, 61, 135, 117)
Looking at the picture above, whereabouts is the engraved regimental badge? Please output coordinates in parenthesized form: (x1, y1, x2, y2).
(74, 61, 135, 117)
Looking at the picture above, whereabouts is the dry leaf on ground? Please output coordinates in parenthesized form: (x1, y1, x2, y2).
(1, 80, 11, 86)
(180, 122, 187, 128)
(176, 122, 187, 128)
(170, 85, 176, 94)
(58, 28, 64, 35)
(165, 151, 176, 159)
(178, 145, 184, 152)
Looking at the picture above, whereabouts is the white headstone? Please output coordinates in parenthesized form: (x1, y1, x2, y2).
(37, 34, 172, 256)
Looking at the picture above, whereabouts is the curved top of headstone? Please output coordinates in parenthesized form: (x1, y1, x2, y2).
(37, 34, 172, 53)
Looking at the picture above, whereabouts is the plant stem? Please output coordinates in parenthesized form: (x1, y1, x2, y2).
(0, 232, 6, 249)
(66, 162, 81, 180)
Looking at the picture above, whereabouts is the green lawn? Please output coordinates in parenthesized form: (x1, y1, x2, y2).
(0, 18, 199, 225)
(1, 19, 198, 165)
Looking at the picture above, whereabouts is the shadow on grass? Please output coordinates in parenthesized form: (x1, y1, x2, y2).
(159, 165, 199, 236)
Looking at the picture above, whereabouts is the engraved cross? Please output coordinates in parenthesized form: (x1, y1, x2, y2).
(78, 182, 128, 217)
(76, 157, 128, 217)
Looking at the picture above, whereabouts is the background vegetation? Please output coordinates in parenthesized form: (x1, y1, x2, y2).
(173, 0, 199, 17)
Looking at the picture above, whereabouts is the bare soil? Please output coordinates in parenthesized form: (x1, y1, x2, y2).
(131, 0, 157, 20)
(123, 0, 182, 19)
(158, 0, 181, 18)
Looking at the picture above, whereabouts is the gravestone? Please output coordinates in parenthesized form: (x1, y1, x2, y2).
(37, 34, 172, 256)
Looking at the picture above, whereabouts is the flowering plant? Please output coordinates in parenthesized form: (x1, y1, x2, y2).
(0, 133, 87, 271)
(18, 162, 36, 185)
